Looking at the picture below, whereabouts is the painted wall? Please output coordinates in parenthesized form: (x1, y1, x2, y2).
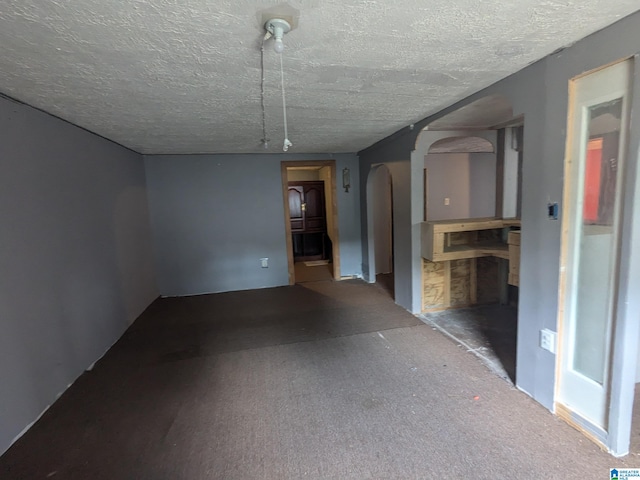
(425, 152, 496, 221)
(372, 165, 393, 274)
(425, 153, 471, 220)
(360, 140, 416, 311)
(288, 169, 320, 181)
(360, 11, 640, 455)
(318, 166, 337, 253)
(144, 153, 361, 296)
(0, 96, 157, 455)
(469, 153, 497, 218)
(502, 129, 520, 219)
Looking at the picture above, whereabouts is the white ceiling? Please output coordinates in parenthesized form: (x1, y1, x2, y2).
(1, 1, 638, 154)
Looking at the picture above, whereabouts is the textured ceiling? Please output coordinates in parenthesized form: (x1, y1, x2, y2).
(1, 1, 638, 154)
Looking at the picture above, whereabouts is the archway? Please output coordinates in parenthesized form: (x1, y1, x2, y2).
(413, 95, 522, 384)
(366, 164, 394, 299)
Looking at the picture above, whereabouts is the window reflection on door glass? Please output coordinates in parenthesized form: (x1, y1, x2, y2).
(582, 99, 622, 228)
(572, 98, 622, 384)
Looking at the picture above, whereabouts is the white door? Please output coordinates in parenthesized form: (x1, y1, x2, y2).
(557, 59, 632, 432)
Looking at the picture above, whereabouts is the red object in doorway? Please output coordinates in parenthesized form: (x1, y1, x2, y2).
(583, 137, 603, 224)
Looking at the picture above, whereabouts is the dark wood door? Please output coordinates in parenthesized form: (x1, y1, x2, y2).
(302, 183, 325, 232)
(288, 186, 304, 232)
(288, 181, 326, 233)
(288, 181, 328, 261)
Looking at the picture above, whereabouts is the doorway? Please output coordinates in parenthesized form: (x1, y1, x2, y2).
(371, 165, 394, 299)
(281, 161, 340, 284)
(556, 58, 633, 447)
(419, 131, 522, 383)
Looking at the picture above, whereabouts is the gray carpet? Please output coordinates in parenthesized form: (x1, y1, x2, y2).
(0, 280, 633, 479)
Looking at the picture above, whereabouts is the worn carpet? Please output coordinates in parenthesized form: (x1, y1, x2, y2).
(0, 280, 633, 479)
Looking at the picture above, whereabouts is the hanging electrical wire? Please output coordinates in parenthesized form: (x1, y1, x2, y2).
(262, 18, 293, 152)
(260, 32, 270, 150)
(260, 32, 271, 150)
(279, 52, 292, 152)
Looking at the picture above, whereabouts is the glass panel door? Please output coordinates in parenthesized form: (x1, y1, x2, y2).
(558, 59, 631, 431)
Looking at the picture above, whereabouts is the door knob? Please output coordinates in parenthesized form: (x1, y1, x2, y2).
(301, 203, 307, 212)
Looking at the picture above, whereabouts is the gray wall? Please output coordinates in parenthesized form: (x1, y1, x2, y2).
(144, 153, 362, 296)
(425, 153, 471, 220)
(372, 165, 393, 274)
(360, 140, 416, 310)
(359, 12, 640, 454)
(469, 153, 497, 218)
(425, 152, 496, 221)
(0, 96, 158, 455)
(502, 129, 520, 218)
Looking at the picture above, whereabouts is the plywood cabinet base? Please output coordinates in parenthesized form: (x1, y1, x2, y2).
(422, 257, 501, 312)
(421, 217, 520, 312)
(508, 231, 521, 287)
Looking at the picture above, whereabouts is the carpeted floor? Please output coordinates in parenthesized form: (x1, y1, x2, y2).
(0, 280, 634, 479)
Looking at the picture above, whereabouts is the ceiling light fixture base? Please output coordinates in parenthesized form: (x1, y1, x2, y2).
(265, 18, 291, 53)
(265, 18, 291, 36)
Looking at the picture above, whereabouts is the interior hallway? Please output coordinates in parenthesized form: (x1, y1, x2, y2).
(0, 280, 631, 479)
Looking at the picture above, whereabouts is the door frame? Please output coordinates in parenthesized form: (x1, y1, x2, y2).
(281, 160, 341, 284)
(554, 57, 639, 456)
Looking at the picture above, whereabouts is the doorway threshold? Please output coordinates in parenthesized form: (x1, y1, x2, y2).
(294, 262, 333, 283)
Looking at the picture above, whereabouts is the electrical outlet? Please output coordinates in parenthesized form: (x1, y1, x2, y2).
(260, 258, 269, 268)
(540, 329, 557, 354)
(444, 197, 450, 206)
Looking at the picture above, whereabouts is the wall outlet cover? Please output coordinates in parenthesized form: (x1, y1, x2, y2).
(540, 328, 557, 354)
(260, 258, 269, 268)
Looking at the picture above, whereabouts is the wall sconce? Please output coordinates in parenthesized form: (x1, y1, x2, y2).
(342, 168, 351, 192)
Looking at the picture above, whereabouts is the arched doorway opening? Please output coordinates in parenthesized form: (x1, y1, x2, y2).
(414, 95, 523, 384)
(366, 164, 394, 300)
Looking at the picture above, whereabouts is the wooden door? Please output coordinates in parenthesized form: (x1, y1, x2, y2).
(288, 181, 328, 261)
(288, 186, 304, 232)
(288, 182, 326, 233)
(301, 183, 326, 232)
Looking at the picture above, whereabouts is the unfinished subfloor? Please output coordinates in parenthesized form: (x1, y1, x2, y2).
(420, 305, 517, 383)
(375, 272, 394, 299)
(0, 280, 632, 479)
